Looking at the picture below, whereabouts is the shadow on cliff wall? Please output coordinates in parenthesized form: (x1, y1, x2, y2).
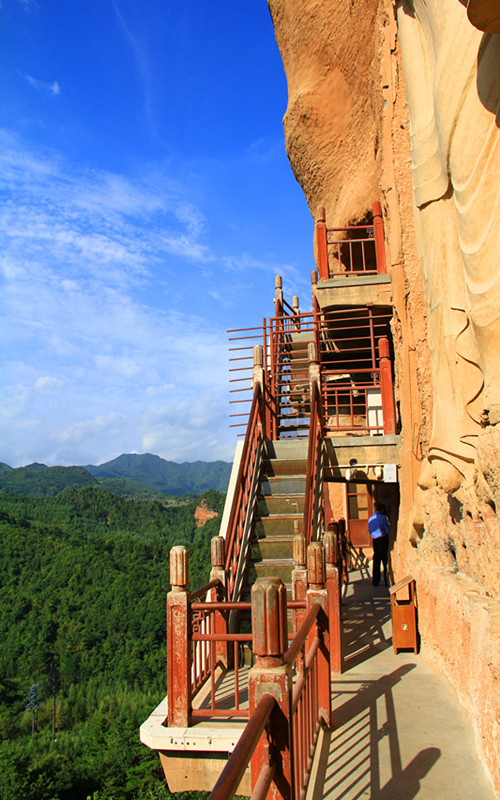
(477, 32, 500, 123)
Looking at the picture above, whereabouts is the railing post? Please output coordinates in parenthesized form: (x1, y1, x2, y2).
(272, 276, 283, 440)
(292, 295, 300, 331)
(292, 530, 308, 635)
(263, 318, 273, 441)
(372, 201, 387, 275)
(324, 530, 342, 675)
(306, 543, 331, 729)
(315, 206, 329, 280)
(275, 274, 283, 318)
(311, 269, 321, 355)
(210, 536, 229, 669)
(379, 336, 396, 435)
(308, 341, 320, 395)
(253, 345, 266, 440)
(248, 577, 294, 799)
(253, 345, 264, 392)
(167, 546, 191, 727)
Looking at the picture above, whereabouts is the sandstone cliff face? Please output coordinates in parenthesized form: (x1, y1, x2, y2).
(270, 0, 381, 225)
(194, 500, 218, 528)
(268, 0, 500, 790)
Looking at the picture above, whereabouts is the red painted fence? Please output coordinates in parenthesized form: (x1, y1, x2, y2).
(165, 537, 340, 798)
(228, 305, 395, 439)
(315, 201, 386, 280)
(209, 542, 332, 800)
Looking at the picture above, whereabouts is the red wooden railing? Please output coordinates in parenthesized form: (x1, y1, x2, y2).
(227, 301, 395, 440)
(224, 382, 265, 601)
(167, 546, 255, 725)
(269, 281, 314, 440)
(227, 320, 268, 435)
(209, 542, 331, 800)
(324, 529, 342, 674)
(315, 201, 386, 280)
(191, 594, 252, 720)
(166, 539, 334, 727)
(302, 380, 324, 545)
(322, 371, 382, 433)
(163, 386, 342, 795)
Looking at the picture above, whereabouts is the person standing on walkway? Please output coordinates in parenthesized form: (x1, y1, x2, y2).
(369, 503, 390, 586)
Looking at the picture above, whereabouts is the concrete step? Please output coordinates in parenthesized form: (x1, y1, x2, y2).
(264, 439, 308, 461)
(251, 535, 294, 561)
(247, 559, 294, 586)
(258, 495, 305, 516)
(261, 458, 307, 478)
(261, 476, 306, 495)
(255, 515, 301, 538)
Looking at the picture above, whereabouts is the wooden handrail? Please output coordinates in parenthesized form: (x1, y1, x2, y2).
(224, 383, 264, 599)
(208, 692, 276, 800)
(285, 602, 321, 665)
(291, 634, 320, 714)
(302, 381, 324, 544)
(188, 578, 223, 602)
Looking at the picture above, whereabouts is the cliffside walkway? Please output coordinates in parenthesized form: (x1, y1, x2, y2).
(307, 569, 496, 800)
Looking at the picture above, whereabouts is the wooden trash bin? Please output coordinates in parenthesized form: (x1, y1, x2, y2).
(389, 576, 418, 654)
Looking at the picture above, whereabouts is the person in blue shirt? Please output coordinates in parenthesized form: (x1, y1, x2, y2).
(368, 503, 390, 586)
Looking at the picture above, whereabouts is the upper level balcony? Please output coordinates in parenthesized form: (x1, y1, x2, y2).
(228, 296, 398, 444)
(313, 202, 392, 312)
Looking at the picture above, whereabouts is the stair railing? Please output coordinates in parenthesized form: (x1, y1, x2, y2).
(224, 381, 265, 602)
(209, 544, 331, 800)
(269, 309, 315, 439)
(302, 369, 324, 545)
(166, 543, 255, 727)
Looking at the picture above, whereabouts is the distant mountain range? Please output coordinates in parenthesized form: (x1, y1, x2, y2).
(0, 453, 232, 498)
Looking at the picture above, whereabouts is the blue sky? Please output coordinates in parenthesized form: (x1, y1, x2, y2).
(0, 0, 313, 468)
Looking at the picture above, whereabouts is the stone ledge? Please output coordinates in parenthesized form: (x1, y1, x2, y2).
(317, 274, 392, 288)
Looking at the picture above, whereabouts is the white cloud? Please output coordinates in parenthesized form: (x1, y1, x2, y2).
(222, 251, 307, 289)
(0, 131, 308, 467)
(140, 395, 233, 462)
(24, 75, 61, 95)
(34, 376, 65, 394)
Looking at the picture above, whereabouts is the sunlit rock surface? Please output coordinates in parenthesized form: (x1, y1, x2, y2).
(268, 0, 500, 790)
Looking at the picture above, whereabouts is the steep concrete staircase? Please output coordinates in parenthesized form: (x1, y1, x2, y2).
(246, 439, 308, 595)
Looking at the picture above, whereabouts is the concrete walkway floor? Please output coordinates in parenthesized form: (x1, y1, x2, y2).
(308, 569, 496, 800)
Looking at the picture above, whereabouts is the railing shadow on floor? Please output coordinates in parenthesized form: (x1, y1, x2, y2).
(341, 603, 392, 672)
(341, 577, 392, 671)
(195, 665, 251, 713)
(308, 665, 441, 800)
(345, 545, 372, 581)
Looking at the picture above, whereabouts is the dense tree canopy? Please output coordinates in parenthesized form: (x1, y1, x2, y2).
(0, 486, 226, 799)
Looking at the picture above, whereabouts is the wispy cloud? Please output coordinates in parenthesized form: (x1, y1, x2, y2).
(0, 130, 214, 285)
(222, 252, 310, 305)
(23, 74, 61, 95)
(111, 1, 158, 141)
(0, 132, 235, 466)
(0, 131, 309, 467)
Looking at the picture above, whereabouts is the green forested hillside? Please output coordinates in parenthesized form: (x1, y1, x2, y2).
(85, 453, 232, 494)
(0, 455, 232, 498)
(0, 465, 99, 497)
(0, 487, 225, 799)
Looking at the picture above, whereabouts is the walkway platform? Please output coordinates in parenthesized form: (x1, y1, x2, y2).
(307, 569, 496, 800)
